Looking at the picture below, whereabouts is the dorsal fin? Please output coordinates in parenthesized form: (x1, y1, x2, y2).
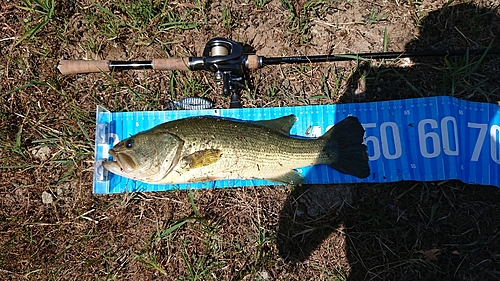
(254, 115, 297, 134)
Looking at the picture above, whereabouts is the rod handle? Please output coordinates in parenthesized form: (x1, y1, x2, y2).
(151, 58, 190, 70)
(57, 60, 110, 75)
(58, 58, 191, 74)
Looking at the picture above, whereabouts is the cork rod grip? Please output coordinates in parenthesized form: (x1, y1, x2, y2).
(152, 58, 190, 70)
(57, 60, 110, 75)
(58, 58, 191, 74)
(246, 55, 260, 69)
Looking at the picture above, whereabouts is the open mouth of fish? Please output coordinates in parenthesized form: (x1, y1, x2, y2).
(105, 150, 137, 172)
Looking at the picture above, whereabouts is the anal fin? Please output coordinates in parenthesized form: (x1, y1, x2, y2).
(268, 170, 305, 185)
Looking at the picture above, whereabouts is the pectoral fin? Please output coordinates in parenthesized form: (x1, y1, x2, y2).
(268, 170, 305, 185)
(183, 149, 222, 169)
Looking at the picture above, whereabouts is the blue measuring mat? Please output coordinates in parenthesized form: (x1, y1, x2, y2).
(93, 96, 500, 194)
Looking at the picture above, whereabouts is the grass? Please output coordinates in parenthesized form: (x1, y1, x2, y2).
(134, 251, 168, 275)
(221, 3, 232, 30)
(359, 9, 389, 25)
(441, 49, 491, 97)
(16, 0, 56, 46)
(90, 0, 201, 40)
(311, 263, 349, 281)
(280, 0, 331, 45)
(1, 0, 500, 280)
(180, 223, 226, 280)
(248, 218, 275, 267)
(251, 0, 268, 9)
(80, 0, 201, 56)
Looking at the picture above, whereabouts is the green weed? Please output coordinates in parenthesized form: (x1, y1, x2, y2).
(153, 220, 189, 244)
(222, 3, 232, 29)
(311, 263, 348, 281)
(134, 218, 190, 275)
(87, 0, 200, 41)
(280, 0, 330, 45)
(180, 230, 226, 280)
(441, 49, 491, 97)
(16, 0, 55, 46)
(134, 252, 168, 275)
(264, 81, 281, 99)
(412, 5, 426, 27)
(252, 0, 268, 8)
(177, 190, 226, 280)
(383, 28, 389, 52)
(360, 9, 389, 25)
(391, 68, 424, 97)
(249, 219, 274, 267)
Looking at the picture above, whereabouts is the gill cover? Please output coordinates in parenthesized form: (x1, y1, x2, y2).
(103, 129, 184, 183)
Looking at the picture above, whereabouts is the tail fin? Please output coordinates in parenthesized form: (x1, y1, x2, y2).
(321, 116, 370, 178)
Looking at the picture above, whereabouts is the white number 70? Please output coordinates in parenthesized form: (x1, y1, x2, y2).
(468, 123, 500, 164)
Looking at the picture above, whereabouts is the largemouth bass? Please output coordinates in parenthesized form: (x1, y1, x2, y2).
(102, 115, 370, 184)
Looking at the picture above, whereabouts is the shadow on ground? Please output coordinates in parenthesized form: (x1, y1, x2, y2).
(277, 3, 500, 280)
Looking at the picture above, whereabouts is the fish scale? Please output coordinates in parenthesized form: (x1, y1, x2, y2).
(170, 119, 322, 162)
(167, 120, 319, 181)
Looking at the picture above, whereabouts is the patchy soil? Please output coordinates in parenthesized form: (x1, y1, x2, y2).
(1, 0, 500, 280)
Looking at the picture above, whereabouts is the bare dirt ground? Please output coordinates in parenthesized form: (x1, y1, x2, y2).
(1, 0, 500, 280)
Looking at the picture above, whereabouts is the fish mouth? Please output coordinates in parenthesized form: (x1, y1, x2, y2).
(107, 149, 137, 172)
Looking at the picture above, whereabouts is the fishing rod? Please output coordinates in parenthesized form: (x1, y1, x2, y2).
(58, 37, 500, 108)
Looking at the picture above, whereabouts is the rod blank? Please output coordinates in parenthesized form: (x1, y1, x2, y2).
(261, 49, 500, 66)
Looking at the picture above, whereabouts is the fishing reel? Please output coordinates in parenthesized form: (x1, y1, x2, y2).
(192, 38, 250, 108)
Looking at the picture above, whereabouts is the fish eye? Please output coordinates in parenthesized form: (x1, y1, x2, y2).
(125, 139, 134, 148)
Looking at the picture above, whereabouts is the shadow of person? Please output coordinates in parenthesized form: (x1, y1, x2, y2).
(277, 184, 352, 262)
(340, 2, 500, 104)
(277, 3, 500, 279)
